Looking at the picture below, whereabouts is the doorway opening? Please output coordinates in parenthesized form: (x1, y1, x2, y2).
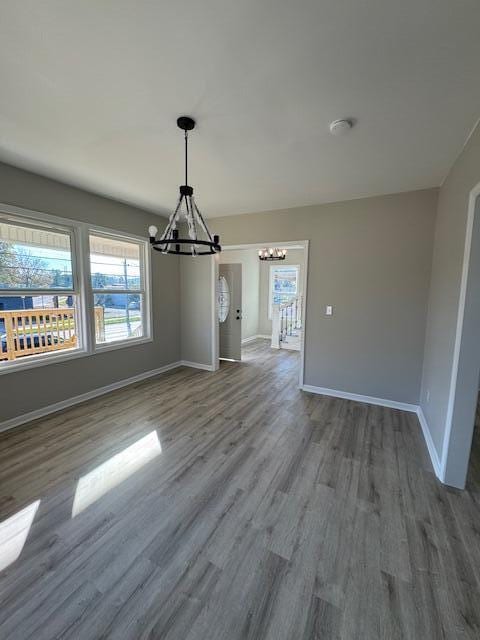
(467, 404, 480, 490)
(443, 187, 480, 489)
(214, 240, 309, 388)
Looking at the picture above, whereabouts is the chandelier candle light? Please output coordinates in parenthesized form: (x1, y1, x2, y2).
(148, 116, 221, 256)
(258, 248, 287, 261)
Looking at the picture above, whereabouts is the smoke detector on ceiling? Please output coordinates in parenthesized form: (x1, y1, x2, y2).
(329, 119, 354, 136)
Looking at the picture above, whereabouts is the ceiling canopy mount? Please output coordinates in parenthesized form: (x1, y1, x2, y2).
(176, 116, 196, 131)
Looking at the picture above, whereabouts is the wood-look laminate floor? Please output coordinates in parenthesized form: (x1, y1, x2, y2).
(1, 339, 480, 639)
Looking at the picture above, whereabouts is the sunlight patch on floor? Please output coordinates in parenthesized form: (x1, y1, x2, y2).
(0, 500, 40, 572)
(72, 431, 161, 517)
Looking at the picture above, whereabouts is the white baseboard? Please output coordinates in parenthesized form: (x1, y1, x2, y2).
(241, 334, 271, 344)
(0, 361, 182, 433)
(416, 407, 443, 480)
(180, 360, 216, 372)
(301, 384, 418, 413)
(301, 383, 443, 482)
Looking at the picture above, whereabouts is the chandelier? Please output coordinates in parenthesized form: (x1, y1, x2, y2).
(258, 248, 287, 261)
(148, 116, 221, 256)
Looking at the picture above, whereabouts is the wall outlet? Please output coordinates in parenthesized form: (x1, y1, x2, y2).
(325, 305, 333, 316)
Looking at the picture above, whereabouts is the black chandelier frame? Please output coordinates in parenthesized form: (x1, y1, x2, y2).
(149, 116, 221, 256)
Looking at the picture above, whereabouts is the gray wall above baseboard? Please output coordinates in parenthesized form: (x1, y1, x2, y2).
(180, 255, 215, 367)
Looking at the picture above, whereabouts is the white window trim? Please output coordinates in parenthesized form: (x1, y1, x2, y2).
(0, 203, 153, 375)
(268, 264, 300, 319)
(88, 228, 152, 351)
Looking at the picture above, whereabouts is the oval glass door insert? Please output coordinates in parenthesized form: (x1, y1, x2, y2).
(218, 276, 230, 323)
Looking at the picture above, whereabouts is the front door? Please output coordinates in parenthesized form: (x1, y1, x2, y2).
(219, 263, 242, 360)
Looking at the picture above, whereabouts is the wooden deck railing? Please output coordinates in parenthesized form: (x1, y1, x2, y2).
(94, 306, 105, 344)
(0, 307, 104, 361)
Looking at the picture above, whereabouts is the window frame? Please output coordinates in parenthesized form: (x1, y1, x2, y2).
(268, 264, 300, 319)
(88, 229, 151, 351)
(0, 203, 152, 375)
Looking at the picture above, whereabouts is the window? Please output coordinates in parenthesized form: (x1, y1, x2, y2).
(0, 207, 151, 372)
(269, 265, 299, 317)
(89, 233, 148, 345)
(0, 217, 80, 363)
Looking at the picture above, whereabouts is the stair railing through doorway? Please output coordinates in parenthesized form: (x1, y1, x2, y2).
(271, 296, 302, 349)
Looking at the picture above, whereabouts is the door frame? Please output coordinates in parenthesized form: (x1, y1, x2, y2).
(441, 182, 480, 487)
(212, 240, 309, 388)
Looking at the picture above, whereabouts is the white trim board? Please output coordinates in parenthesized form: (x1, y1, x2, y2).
(241, 334, 271, 344)
(301, 383, 443, 482)
(222, 241, 306, 251)
(416, 407, 443, 479)
(210, 255, 220, 372)
(180, 360, 216, 372)
(0, 361, 183, 433)
(301, 384, 418, 412)
(440, 182, 480, 487)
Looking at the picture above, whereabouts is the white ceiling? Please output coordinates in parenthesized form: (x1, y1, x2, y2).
(0, 1, 479, 218)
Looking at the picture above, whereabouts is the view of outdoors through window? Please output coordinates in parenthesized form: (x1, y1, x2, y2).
(89, 234, 144, 344)
(271, 265, 299, 307)
(0, 221, 77, 362)
(0, 224, 73, 290)
(0, 219, 147, 364)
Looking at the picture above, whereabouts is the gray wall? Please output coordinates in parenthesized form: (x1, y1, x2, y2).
(0, 161, 180, 422)
(258, 249, 305, 336)
(219, 248, 259, 340)
(420, 122, 480, 480)
(210, 189, 438, 404)
(180, 255, 215, 365)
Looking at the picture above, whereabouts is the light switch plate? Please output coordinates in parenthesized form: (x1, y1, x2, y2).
(326, 305, 333, 316)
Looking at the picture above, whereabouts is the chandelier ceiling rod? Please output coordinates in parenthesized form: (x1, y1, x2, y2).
(184, 128, 188, 187)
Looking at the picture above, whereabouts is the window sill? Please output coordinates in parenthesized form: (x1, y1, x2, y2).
(0, 347, 88, 376)
(0, 336, 153, 375)
(93, 336, 153, 355)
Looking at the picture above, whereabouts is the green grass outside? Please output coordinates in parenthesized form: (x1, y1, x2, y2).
(104, 315, 141, 326)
